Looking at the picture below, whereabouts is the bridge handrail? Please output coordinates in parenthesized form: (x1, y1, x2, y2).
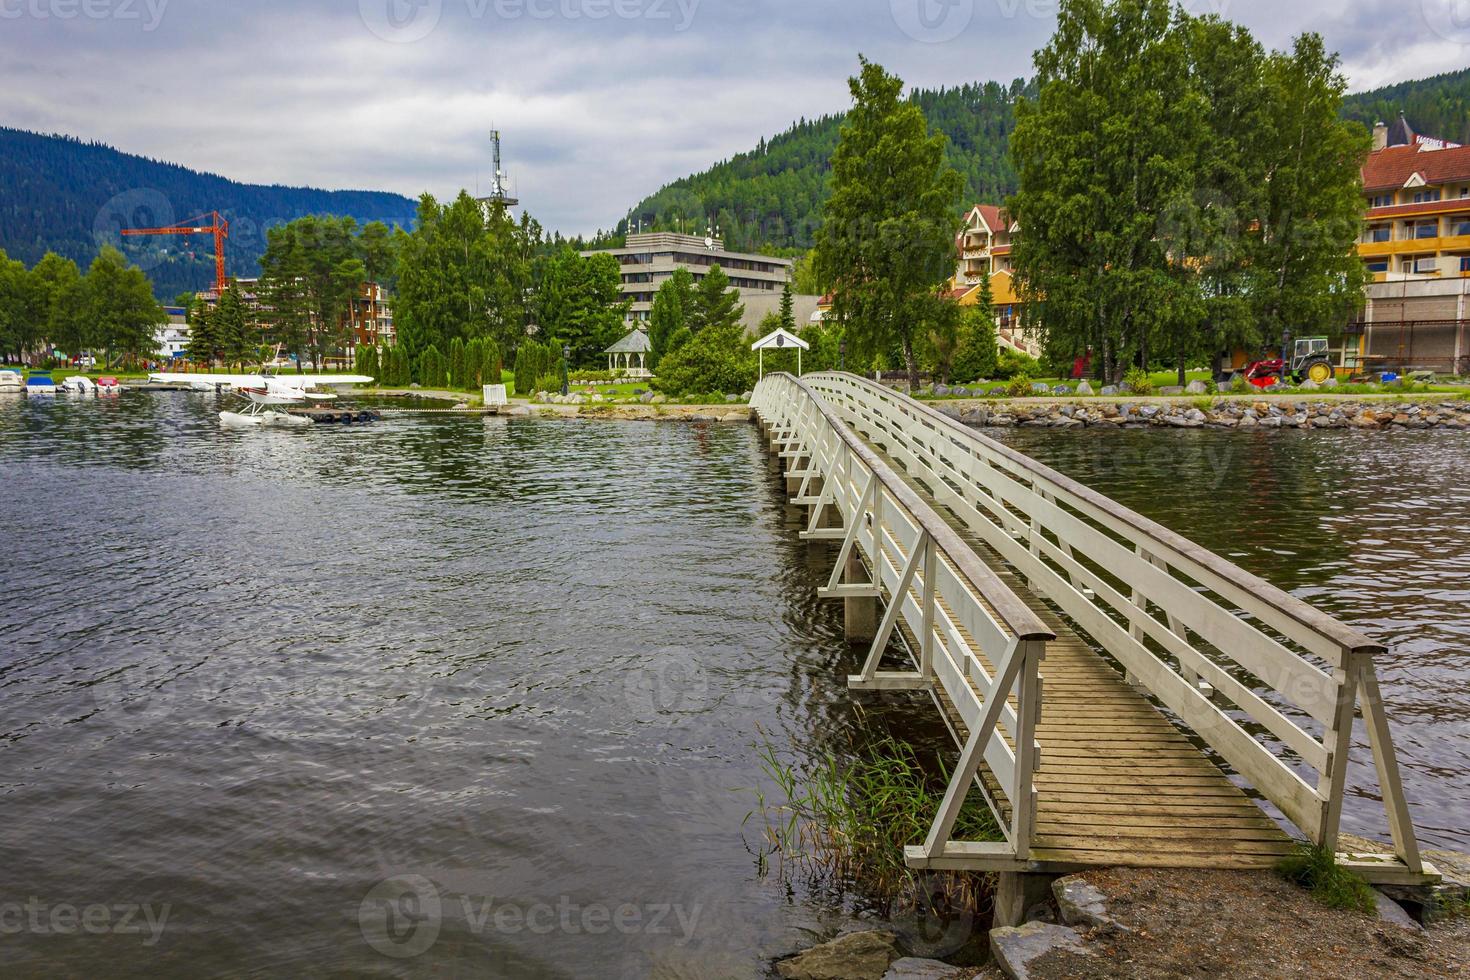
(830, 373, 1382, 658)
(779, 373, 1053, 643)
(802, 371, 1422, 871)
(753, 372, 1054, 860)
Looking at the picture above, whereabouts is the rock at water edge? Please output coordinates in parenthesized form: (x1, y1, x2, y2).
(776, 930, 900, 980)
(990, 922, 1087, 980)
(882, 957, 966, 979)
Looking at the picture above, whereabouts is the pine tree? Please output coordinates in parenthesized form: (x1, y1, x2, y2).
(185, 297, 218, 366)
(778, 280, 796, 333)
(214, 283, 254, 368)
(689, 265, 744, 336)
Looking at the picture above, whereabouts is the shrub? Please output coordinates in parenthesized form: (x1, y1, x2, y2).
(514, 342, 559, 397)
(416, 345, 448, 388)
(448, 337, 466, 389)
(995, 348, 1041, 380)
(1005, 376, 1034, 398)
(1123, 367, 1154, 396)
(654, 321, 757, 397)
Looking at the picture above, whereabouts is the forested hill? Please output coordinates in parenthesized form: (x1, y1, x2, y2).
(624, 79, 1033, 254)
(0, 127, 418, 299)
(626, 68, 1470, 254)
(1341, 67, 1470, 145)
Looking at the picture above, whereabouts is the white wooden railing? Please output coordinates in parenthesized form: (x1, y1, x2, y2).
(753, 373, 1056, 866)
(796, 371, 1424, 877)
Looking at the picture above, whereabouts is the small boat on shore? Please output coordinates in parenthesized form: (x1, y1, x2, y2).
(26, 374, 57, 396)
(0, 370, 23, 394)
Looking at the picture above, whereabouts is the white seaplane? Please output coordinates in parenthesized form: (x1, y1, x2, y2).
(145, 371, 373, 429)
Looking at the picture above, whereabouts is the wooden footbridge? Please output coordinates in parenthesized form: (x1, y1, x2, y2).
(751, 372, 1434, 889)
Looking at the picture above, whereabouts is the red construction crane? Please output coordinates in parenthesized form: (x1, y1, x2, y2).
(121, 211, 230, 295)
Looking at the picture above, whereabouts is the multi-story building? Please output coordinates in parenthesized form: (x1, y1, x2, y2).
(950, 204, 1039, 357)
(582, 232, 793, 329)
(1356, 114, 1470, 374)
(153, 306, 190, 362)
(342, 281, 395, 353)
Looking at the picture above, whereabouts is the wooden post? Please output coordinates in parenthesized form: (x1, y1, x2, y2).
(844, 549, 877, 644)
(993, 872, 1056, 929)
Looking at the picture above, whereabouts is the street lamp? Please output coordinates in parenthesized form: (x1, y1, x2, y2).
(561, 345, 571, 397)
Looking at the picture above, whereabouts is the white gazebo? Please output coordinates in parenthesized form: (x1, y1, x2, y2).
(605, 327, 653, 378)
(752, 327, 810, 379)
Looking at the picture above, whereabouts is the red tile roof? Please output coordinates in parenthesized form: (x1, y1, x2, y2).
(1362, 144, 1470, 192)
(968, 204, 1007, 234)
(1366, 200, 1470, 220)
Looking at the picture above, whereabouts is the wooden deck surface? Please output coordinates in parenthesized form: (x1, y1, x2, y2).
(866, 441, 1296, 871)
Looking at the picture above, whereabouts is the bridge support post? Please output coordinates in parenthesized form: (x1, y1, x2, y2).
(843, 550, 876, 644)
(993, 872, 1056, 929)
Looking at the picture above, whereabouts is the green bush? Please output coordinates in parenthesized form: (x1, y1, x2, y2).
(513, 341, 563, 396)
(448, 337, 466, 388)
(416, 344, 448, 388)
(995, 348, 1041, 380)
(1005, 376, 1034, 398)
(652, 321, 757, 397)
(1124, 367, 1154, 396)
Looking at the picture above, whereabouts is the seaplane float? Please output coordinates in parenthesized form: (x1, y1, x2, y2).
(145, 372, 373, 429)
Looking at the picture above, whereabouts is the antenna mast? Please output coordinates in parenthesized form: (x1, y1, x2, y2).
(478, 129, 519, 209)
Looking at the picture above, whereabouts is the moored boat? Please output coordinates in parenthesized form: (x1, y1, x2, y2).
(0, 369, 22, 394)
(26, 374, 57, 396)
(96, 377, 122, 395)
(63, 376, 97, 394)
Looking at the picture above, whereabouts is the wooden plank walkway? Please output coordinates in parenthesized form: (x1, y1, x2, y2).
(865, 440, 1296, 871)
(756, 370, 1429, 883)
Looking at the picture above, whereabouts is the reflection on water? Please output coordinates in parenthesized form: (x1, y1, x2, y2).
(0, 392, 951, 978)
(994, 426, 1470, 851)
(2, 394, 1466, 977)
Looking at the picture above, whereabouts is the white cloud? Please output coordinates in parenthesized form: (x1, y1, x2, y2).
(0, 0, 1464, 235)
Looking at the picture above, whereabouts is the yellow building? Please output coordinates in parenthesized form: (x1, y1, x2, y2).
(951, 204, 1039, 357)
(1356, 115, 1470, 374)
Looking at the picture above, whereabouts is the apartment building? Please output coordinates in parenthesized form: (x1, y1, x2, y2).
(950, 204, 1039, 357)
(1357, 114, 1470, 374)
(582, 232, 793, 328)
(343, 281, 395, 353)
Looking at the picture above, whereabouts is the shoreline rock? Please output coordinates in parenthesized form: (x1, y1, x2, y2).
(937, 398, 1470, 432)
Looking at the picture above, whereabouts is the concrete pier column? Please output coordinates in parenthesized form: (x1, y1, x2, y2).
(844, 549, 876, 644)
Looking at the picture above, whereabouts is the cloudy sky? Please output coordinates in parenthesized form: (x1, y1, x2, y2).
(2, 0, 1468, 235)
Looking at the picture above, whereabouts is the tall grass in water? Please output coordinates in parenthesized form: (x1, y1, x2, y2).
(747, 732, 1001, 918)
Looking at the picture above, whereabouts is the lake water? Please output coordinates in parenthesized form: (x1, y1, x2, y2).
(1, 393, 1466, 977)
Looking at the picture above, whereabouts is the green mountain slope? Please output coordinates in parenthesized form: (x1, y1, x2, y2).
(0, 127, 418, 299)
(1341, 67, 1470, 144)
(625, 79, 1031, 253)
(626, 68, 1470, 254)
